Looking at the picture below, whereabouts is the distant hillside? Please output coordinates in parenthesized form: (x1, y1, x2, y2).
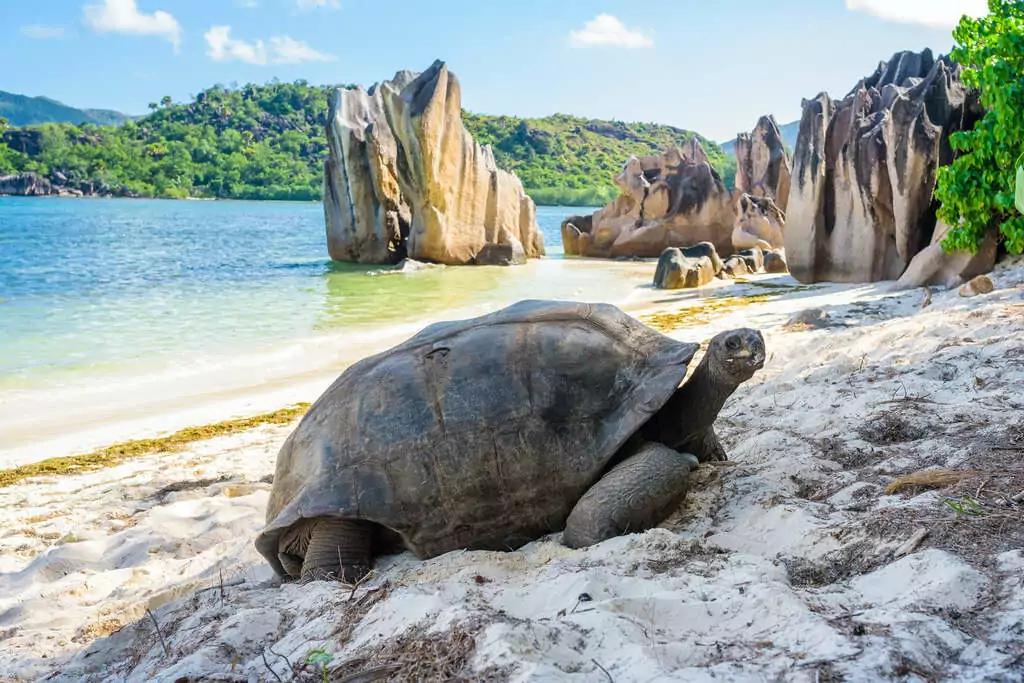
(0, 81, 734, 205)
(463, 113, 735, 205)
(0, 91, 132, 127)
(719, 119, 800, 157)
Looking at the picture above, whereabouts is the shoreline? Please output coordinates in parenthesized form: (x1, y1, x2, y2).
(2, 258, 1021, 681)
(0, 257, 657, 469)
(0, 191, 602, 208)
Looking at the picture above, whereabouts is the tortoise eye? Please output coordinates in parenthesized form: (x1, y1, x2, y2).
(725, 337, 741, 351)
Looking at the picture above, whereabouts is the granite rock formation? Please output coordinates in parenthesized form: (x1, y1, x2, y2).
(893, 221, 997, 290)
(734, 115, 791, 212)
(561, 140, 735, 258)
(733, 194, 786, 252)
(785, 49, 986, 284)
(653, 248, 716, 289)
(0, 173, 54, 196)
(323, 61, 543, 266)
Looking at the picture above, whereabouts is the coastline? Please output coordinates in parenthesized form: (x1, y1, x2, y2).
(2, 258, 1021, 681)
(0, 257, 657, 469)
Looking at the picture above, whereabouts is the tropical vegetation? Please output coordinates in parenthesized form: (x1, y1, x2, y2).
(937, 0, 1024, 254)
(0, 82, 734, 206)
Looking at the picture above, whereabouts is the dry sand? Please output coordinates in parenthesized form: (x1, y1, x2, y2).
(2, 260, 1023, 682)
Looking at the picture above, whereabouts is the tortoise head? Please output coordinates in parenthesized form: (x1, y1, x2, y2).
(707, 328, 765, 385)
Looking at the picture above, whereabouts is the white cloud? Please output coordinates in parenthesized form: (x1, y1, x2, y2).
(845, 0, 988, 28)
(205, 25, 268, 64)
(270, 35, 337, 63)
(568, 14, 653, 49)
(82, 0, 181, 50)
(20, 25, 67, 39)
(204, 26, 337, 65)
(295, 0, 340, 9)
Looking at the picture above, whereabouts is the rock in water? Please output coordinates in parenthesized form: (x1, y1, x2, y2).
(733, 194, 785, 252)
(323, 61, 544, 266)
(562, 141, 735, 258)
(763, 249, 789, 274)
(654, 249, 716, 289)
(785, 49, 987, 284)
(734, 115, 792, 213)
(0, 172, 55, 196)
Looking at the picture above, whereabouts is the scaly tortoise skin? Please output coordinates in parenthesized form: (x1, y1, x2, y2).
(255, 299, 765, 582)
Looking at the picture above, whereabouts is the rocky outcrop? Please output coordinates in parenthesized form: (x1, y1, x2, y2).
(785, 49, 985, 284)
(653, 248, 716, 289)
(763, 249, 789, 274)
(734, 115, 791, 212)
(733, 194, 785, 251)
(893, 221, 997, 290)
(323, 60, 543, 266)
(0, 173, 55, 196)
(561, 140, 735, 258)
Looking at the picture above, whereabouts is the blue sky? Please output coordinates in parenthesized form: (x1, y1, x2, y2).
(1, 0, 987, 141)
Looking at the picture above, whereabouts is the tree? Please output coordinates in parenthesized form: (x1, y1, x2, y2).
(161, 95, 173, 108)
(936, 0, 1024, 254)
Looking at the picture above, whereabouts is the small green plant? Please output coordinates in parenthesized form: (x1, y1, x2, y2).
(943, 496, 984, 516)
(306, 645, 334, 683)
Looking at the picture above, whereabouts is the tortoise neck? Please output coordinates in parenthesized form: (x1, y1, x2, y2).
(654, 353, 737, 451)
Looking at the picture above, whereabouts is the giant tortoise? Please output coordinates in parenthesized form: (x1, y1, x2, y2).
(255, 300, 764, 582)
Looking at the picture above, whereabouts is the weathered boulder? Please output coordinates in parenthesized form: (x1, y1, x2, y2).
(763, 249, 789, 274)
(562, 140, 735, 258)
(892, 221, 997, 290)
(323, 61, 544, 266)
(785, 49, 985, 284)
(737, 247, 765, 273)
(653, 248, 716, 289)
(733, 193, 785, 251)
(734, 115, 791, 212)
(679, 241, 724, 275)
(723, 256, 750, 277)
(0, 173, 55, 196)
(475, 229, 528, 266)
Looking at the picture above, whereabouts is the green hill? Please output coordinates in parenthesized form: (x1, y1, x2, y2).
(0, 81, 735, 205)
(0, 90, 131, 127)
(463, 113, 735, 206)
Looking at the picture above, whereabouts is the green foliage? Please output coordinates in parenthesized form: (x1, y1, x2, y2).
(0, 90, 130, 127)
(936, 0, 1024, 254)
(1, 82, 735, 205)
(462, 112, 736, 204)
(0, 81, 335, 199)
(306, 646, 333, 683)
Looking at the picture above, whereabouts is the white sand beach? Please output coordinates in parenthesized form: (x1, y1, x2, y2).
(2, 260, 1023, 682)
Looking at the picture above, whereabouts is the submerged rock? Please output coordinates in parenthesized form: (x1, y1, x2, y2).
(324, 61, 544, 266)
(785, 49, 987, 284)
(366, 259, 446, 276)
(562, 140, 735, 258)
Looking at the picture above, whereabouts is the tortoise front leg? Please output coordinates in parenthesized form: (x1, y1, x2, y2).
(298, 518, 375, 584)
(562, 442, 699, 549)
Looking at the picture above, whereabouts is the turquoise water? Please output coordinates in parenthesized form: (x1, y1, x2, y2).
(0, 198, 619, 389)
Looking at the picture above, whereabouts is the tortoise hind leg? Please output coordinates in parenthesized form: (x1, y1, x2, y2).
(300, 518, 375, 584)
(562, 442, 699, 549)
